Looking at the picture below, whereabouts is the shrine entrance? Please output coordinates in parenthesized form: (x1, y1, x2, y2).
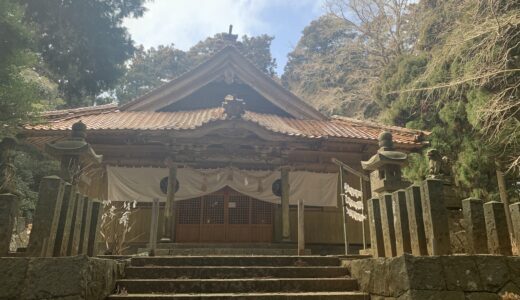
(175, 187, 274, 243)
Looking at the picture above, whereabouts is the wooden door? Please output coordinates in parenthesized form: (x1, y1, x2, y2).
(175, 188, 273, 243)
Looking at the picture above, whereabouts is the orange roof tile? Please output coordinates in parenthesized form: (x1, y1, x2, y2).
(24, 107, 427, 145)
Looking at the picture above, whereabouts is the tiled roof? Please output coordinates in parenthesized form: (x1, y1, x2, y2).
(24, 107, 427, 145)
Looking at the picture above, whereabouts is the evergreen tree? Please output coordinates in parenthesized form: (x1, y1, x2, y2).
(21, 0, 147, 107)
(376, 0, 520, 199)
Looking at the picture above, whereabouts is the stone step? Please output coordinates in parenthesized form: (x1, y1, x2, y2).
(107, 291, 370, 299)
(131, 256, 340, 267)
(125, 266, 350, 279)
(153, 243, 297, 249)
(115, 278, 359, 294)
(138, 248, 312, 256)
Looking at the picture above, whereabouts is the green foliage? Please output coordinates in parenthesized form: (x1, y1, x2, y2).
(375, 0, 520, 199)
(116, 34, 277, 103)
(12, 147, 59, 211)
(116, 44, 190, 104)
(21, 0, 147, 107)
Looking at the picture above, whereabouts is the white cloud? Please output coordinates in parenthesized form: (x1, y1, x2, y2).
(124, 0, 322, 50)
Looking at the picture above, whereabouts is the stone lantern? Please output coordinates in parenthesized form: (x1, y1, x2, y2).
(362, 131, 409, 194)
(45, 121, 102, 183)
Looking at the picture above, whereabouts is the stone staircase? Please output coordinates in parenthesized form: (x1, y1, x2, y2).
(107, 256, 370, 299)
(136, 243, 312, 256)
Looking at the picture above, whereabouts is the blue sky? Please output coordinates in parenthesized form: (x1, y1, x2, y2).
(124, 0, 326, 75)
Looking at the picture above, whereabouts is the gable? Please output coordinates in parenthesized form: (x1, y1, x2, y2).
(120, 46, 326, 120)
(159, 82, 291, 116)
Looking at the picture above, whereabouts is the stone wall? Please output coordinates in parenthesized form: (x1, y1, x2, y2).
(0, 255, 123, 300)
(346, 254, 520, 300)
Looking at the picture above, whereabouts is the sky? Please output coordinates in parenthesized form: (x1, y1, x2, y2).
(124, 0, 326, 75)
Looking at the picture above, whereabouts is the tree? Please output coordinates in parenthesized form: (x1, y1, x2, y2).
(0, 0, 39, 136)
(21, 0, 147, 107)
(376, 0, 520, 199)
(188, 34, 277, 76)
(116, 44, 190, 104)
(282, 14, 377, 117)
(116, 34, 277, 103)
(282, 1, 417, 118)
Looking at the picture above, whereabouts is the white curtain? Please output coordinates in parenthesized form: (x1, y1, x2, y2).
(107, 166, 338, 207)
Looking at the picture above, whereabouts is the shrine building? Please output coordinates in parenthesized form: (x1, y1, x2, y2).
(21, 42, 427, 249)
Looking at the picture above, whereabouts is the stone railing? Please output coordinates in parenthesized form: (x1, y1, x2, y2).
(368, 178, 520, 258)
(23, 175, 103, 257)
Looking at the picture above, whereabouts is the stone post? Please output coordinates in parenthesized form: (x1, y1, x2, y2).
(0, 137, 17, 195)
(161, 159, 177, 242)
(80, 198, 93, 255)
(393, 190, 412, 255)
(405, 185, 427, 256)
(510, 203, 520, 255)
(484, 201, 512, 255)
(367, 198, 385, 257)
(68, 193, 84, 255)
(462, 198, 488, 254)
(0, 194, 18, 255)
(87, 200, 103, 256)
(297, 197, 305, 256)
(421, 179, 451, 255)
(380, 194, 397, 257)
(54, 183, 76, 256)
(281, 166, 291, 241)
(27, 176, 65, 257)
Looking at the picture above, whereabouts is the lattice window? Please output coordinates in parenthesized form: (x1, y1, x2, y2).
(251, 199, 273, 224)
(202, 195, 224, 224)
(177, 198, 201, 224)
(229, 196, 250, 224)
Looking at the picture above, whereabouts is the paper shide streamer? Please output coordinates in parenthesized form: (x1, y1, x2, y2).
(341, 182, 366, 222)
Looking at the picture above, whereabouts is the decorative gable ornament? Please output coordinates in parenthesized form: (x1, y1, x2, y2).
(222, 95, 245, 119)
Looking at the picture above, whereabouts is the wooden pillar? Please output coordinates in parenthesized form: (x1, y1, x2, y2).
(297, 198, 305, 255)
(281, 166, 290, 242)
(149, 198, 160, 256)
(161, 161, 177, 242)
